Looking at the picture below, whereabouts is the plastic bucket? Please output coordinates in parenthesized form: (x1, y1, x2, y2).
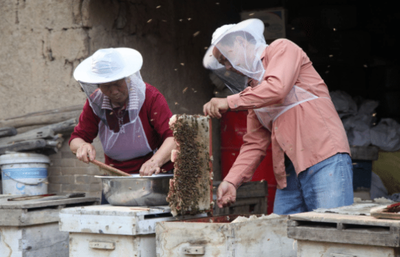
(0, 153, 50, 195)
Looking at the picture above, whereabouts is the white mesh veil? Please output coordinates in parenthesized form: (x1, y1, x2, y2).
(79, 72, 146, 126)
(203, 19, 268, 93)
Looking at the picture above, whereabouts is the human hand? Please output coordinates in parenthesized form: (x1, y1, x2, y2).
(139, 158, 162, 176)
(76, 142, 96, 163)
(216, 181, 237, 208)
(203, 98, 229, 119)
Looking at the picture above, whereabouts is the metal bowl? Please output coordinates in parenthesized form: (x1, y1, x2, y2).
(96, 174, 173, 206)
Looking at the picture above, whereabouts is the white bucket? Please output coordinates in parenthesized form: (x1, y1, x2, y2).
(0, 153, 50, 195)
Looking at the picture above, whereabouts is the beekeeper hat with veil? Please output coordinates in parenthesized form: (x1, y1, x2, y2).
(203, 18, 268, 94)
(73, 48, 146, 126)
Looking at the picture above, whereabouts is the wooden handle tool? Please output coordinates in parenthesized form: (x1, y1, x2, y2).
(91, 159, 131, 176)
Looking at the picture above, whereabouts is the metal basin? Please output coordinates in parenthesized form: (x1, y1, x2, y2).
(96, 174, 173, 206)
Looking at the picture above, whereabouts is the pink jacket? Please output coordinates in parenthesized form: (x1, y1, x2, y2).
(225, 39, 350, 189)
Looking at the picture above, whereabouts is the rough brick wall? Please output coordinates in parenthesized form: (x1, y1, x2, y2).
(47, 136, 105, 198)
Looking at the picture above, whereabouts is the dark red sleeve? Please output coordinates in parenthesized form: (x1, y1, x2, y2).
(146, 85, 174, 141)
(69, 99, 100, 145)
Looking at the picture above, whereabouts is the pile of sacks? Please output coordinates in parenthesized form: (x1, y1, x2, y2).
(330, 90, 400, 152)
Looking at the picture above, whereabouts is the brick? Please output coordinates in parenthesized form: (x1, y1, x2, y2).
(48, 183, 62, 193)
(62, 167, 93, 175)
(60, 159, 76, 167)
(50, 159, 63, 167)
(75, 160, 91, 167)
(49, 175, 74, 184)
(49, 151, 62, 160)
(48, 167, 62, 176)
(61, 150, 77, 159)
(75, 175, 100, 184)
(86, 165, 102, 175)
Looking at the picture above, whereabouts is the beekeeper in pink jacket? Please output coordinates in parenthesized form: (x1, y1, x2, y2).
(203, 18, 353, 214)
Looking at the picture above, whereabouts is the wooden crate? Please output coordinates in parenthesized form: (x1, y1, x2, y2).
(288, 211, 400, 257)
(212, 180, 268, 215)
(156, 214, 296, 257)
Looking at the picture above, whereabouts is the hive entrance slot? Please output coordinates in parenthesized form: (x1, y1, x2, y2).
(295, 220, 337, 229)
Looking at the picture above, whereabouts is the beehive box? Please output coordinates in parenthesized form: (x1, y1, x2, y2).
(156, 214, 296, 257)
(59, 205, 207, 257)
(288, 210, 400, 257)
(0, 195, 98, 257)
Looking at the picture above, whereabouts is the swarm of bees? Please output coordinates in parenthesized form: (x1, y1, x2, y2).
(167, 114, 211, 216)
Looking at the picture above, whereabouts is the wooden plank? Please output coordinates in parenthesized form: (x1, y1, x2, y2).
(0, 139, 47, 154)
(0, 127, 55, 145)
(289, 211, 400, 227)
(0, 109, 81, 129)
(0, 127, 17, 138)
(0, 197, 99, 210)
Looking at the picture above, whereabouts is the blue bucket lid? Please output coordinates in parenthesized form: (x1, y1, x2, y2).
(0, 152, 50, 165)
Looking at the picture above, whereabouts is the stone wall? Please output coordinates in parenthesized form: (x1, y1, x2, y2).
(0, 0, 233, 196)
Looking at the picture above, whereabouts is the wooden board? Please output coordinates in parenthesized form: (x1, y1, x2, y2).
(0, 196, 99, 226)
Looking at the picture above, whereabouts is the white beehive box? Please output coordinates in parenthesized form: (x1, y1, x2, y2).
(59, 205, 206, 257)
(0, 195, 98, 257)
(156, 214, 296, 257)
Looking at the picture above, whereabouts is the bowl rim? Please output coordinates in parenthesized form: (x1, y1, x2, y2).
(95, 174, 173, 179)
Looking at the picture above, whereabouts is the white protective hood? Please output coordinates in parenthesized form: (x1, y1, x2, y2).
(203, 18, 268, 93)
